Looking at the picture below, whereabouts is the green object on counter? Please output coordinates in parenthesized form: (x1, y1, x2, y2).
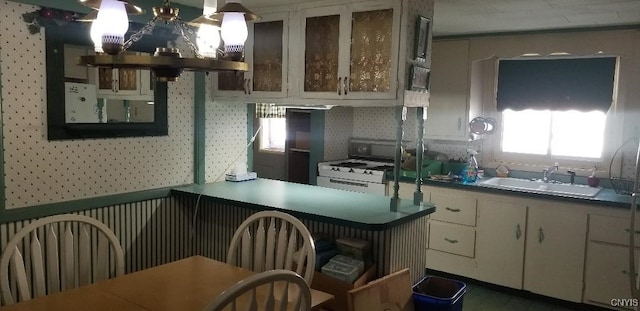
(401, 160, 443, 178)
(442, 163, 467, 176)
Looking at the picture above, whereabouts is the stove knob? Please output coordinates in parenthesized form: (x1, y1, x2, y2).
(349, 168, 355, 173)
(332, 167, 338, 171)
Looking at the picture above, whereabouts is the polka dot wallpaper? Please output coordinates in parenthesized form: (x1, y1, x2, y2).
(204, 74, 248, 183)
(0, 1, 194, 209)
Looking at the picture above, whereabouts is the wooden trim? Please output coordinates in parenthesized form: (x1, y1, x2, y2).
(434, 24, 640, 41)
(309, 111, 325, 185)
(9, 0, 203, 23)
(194, 72, 206, 185)
(0, 187, 175, 224)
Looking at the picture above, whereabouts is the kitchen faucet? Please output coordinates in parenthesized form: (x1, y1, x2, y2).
(542, 162, 559, 183)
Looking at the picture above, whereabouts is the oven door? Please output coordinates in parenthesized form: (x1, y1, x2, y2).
(317, 176, 386, 195)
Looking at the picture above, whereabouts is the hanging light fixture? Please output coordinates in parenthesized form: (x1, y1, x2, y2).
(77, 0, 258, 81)
(189, 0, 220, 59)
(209, 0, 259, 61)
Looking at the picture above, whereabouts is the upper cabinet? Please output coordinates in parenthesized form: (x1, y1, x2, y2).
(212, 0, 433, 107)
(427, 39, 471, 140)
(213, 11, 290, 99)
(96, 52, 154, 101)
(297, 0, 400, 100)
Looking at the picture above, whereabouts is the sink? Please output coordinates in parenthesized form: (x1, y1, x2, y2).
(477, 177, 602, 198)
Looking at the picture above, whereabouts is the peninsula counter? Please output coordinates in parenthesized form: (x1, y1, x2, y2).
(171, 178, 435, 282)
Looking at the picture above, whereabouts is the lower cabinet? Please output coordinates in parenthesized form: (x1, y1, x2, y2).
(584, 207, 640, 309)
(403, 182, 591, 304)
(475, 196, 526, 289)
(523, 201, 587, 303)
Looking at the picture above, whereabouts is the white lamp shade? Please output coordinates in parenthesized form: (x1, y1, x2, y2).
(220, 12, 248, 48)
(96, 0, 129, 38)
(197, 24, 220, 58)
(90, 19, 105, 53)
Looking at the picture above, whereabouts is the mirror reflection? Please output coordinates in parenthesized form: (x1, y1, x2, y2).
(63, 44, 155, 124)
(46, 21, 168, 140)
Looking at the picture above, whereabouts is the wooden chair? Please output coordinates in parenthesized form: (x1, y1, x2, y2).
(347, 269, 414, 311)
(203, 269, 311, 311)
(0, 214, 124, 305)
(227, 211, 316, 284)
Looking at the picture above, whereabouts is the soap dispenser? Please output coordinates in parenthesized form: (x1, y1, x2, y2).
(462, 149, 479, 184)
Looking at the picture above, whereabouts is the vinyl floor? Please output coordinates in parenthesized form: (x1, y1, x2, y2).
(461, 282, 607, 311)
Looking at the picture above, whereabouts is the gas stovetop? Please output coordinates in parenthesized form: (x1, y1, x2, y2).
(317, 159, 396, 183)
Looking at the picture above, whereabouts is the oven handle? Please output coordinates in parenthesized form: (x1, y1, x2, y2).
(329, 178, 369, 188)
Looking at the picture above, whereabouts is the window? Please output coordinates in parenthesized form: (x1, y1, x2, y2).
(501, 109, 606, 159)
(259, 117, 286, 152)
(488, 56, 617, 170)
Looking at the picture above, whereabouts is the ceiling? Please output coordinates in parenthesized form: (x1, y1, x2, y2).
(171, 0, 640, 36)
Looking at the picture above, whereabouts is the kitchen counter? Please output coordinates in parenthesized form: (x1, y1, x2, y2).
(171, 178, 433, 283)
(172, 178, 435, 230)
(391, 175, 631, 208)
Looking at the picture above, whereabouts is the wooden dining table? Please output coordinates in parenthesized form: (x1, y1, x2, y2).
(0, 256, 334, 311)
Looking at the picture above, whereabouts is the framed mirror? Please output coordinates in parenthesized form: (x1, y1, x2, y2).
(45, 20, 169, 140)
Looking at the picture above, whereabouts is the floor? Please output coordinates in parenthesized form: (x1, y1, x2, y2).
(461, 282, 608, 311)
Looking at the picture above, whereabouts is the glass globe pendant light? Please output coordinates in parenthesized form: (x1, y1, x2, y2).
(210, 0, 259, 61)
(92, 0, 130, 55)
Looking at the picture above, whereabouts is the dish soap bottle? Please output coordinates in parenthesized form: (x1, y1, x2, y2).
(462, 149, 479, 184)
(588, 166, 600, 187)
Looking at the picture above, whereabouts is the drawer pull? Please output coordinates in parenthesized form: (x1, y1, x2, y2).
(622, 270, 639, 276)
(444, 238, 458, 244)
(515, 224, 522, 240)
(445, 207, 461, 212)
(625, 228, 640, 234)
(538, 227, 545, 244)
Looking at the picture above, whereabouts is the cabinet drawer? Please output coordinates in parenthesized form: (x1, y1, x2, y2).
(590, 214, 640, 247)
(584, 242, 638, 306)
(430, 190, 477, 226)
(429, 221, 476, 258)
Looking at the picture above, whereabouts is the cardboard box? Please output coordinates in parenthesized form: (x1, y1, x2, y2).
(311, 264, 377, 311)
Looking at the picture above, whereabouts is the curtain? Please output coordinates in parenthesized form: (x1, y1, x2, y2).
(496, 57, 616, 112)
(255, 103, 286, 118)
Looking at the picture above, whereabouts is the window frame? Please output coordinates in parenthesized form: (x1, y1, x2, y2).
(257, 117, 286, 154)
(482, 56, 623, 176)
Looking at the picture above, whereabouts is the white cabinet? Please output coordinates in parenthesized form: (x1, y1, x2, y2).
(96, 52, 153, 100)
(584, 208, 640, 309)
(412, 184, 589, 303)
(426, 39, 474, 140)
(296, 0, 400, 101)
(523, 201, 587, 302)
(425, 186, 478, 278)
(213, 11, 290, 100)
(475, 196, 526, 289)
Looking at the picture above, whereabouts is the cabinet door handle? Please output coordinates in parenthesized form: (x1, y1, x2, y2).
(625, 228, 640, 234)
(243, 78, 248, 94)
(515, 224, 521, 240)
(112, 79, 117, 93)
(445, 207, 461, 212)
(457, 117, 462, 130)
(344, 76, 349, 95)
(247, 78, 252, 95)
(444, 238, 458, 244)
(337, 77, 342, 95)
(622, 270, 639, 276)
(538, 227, 544, 243)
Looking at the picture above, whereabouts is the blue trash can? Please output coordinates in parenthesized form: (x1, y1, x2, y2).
(412, 276, 466, 311)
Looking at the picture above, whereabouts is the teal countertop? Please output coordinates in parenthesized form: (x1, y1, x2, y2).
(392, 176, 631, 208)
(172, 178, 435, 230)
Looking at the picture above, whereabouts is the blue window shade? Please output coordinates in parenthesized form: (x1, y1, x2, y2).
(496, 57, 616, 112)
